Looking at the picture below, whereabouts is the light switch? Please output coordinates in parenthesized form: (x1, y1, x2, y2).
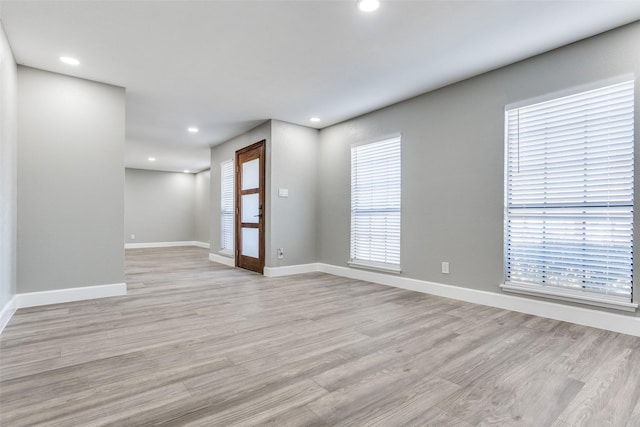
(278, 188, 289, 198)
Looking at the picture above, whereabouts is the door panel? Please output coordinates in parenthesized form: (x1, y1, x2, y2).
(241, 228, 259, 258)
(241, 159, 260, 190)
(235, 140, 265, 273)
(241, 193, 260, 223)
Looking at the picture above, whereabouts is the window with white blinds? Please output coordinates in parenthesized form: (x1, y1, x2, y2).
(504, 80, 635, 308)
(350, 136, 401, 272)
(220, 159, 234, 254)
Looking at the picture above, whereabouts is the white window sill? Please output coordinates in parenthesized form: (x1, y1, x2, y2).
(348, 260, 401, 275)
(500, 282, 638, 312)
(218, 249, 233, 257)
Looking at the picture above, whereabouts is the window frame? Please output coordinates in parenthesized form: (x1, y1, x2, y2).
(349, 135, 402, 274)
(220, 159, 234, 256)
(501, 78, 637, 312)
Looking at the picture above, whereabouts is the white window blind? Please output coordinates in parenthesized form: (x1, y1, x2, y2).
(504, 80, 634, 306)
(220, 159, 234, 253)
(350, 136, 401, 272)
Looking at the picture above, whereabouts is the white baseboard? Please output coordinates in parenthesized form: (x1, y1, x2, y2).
(13, 283, 127, 309)
(0, 296, 16, 335)
(125, 241, 209, 249)
(316, 264, 640, 338)
(264, 263, 320, 277)
(209, 253, 235, 267)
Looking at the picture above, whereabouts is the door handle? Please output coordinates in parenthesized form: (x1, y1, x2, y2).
(254, 214, 263, 218)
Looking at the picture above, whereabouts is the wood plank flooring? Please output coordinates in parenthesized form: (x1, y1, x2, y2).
(2, 246, 640, 426)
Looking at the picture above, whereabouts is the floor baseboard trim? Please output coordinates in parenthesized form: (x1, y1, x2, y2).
(209, 253, 235, 267)
(192, 241, 210, 249)
(317, 263, 640, 337)
(14, 283, 127, 309)
(264, 263, 320, 277)
(125, 241, 209, 249)
(0, 296, 17, 335)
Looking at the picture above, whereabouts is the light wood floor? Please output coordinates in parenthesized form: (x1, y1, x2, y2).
(1, 247, 640, 426)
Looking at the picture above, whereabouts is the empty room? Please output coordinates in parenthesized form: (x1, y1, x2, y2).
(1, 1, 640, 425)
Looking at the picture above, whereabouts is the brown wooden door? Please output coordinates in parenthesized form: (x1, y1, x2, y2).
(235, 140, 265, 274)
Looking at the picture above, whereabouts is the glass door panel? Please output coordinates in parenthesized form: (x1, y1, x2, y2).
(241, 193, 260, 223)
(241, 228, 259, 258)
(242, 159, 259, 190)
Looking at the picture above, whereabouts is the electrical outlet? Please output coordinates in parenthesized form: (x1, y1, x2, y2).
(441, 261, 449, 274)
(130, 234, 135, 240)
(277, 248, 284, 259)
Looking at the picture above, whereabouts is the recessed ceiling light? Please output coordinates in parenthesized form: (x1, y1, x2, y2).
(148, 157, 156, 162)
(59, 56, 80, 66)
(310, 117, 321, 123)
(183, 170, 190, 173)
(357, 0, 379, 12)
(187, 127, 199, 133)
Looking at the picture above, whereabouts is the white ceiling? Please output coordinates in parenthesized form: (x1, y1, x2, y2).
(2, 1, 639, 173)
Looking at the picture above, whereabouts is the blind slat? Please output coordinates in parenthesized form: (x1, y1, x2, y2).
(221, 160, 234, 251)
(505, 80, 634, 303)
(351, 137, 401, 267)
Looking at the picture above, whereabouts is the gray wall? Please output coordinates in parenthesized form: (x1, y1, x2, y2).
(210, 121, 271, 258)
(270, 120, 318, 266)
(0, 22, 17, 310)
(208, 120, 319, 267)
(125, 168, 198, 244)
(194, 169, 211, 244)
(18, 66, 125, 293)
(317, 22, 640, 318)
